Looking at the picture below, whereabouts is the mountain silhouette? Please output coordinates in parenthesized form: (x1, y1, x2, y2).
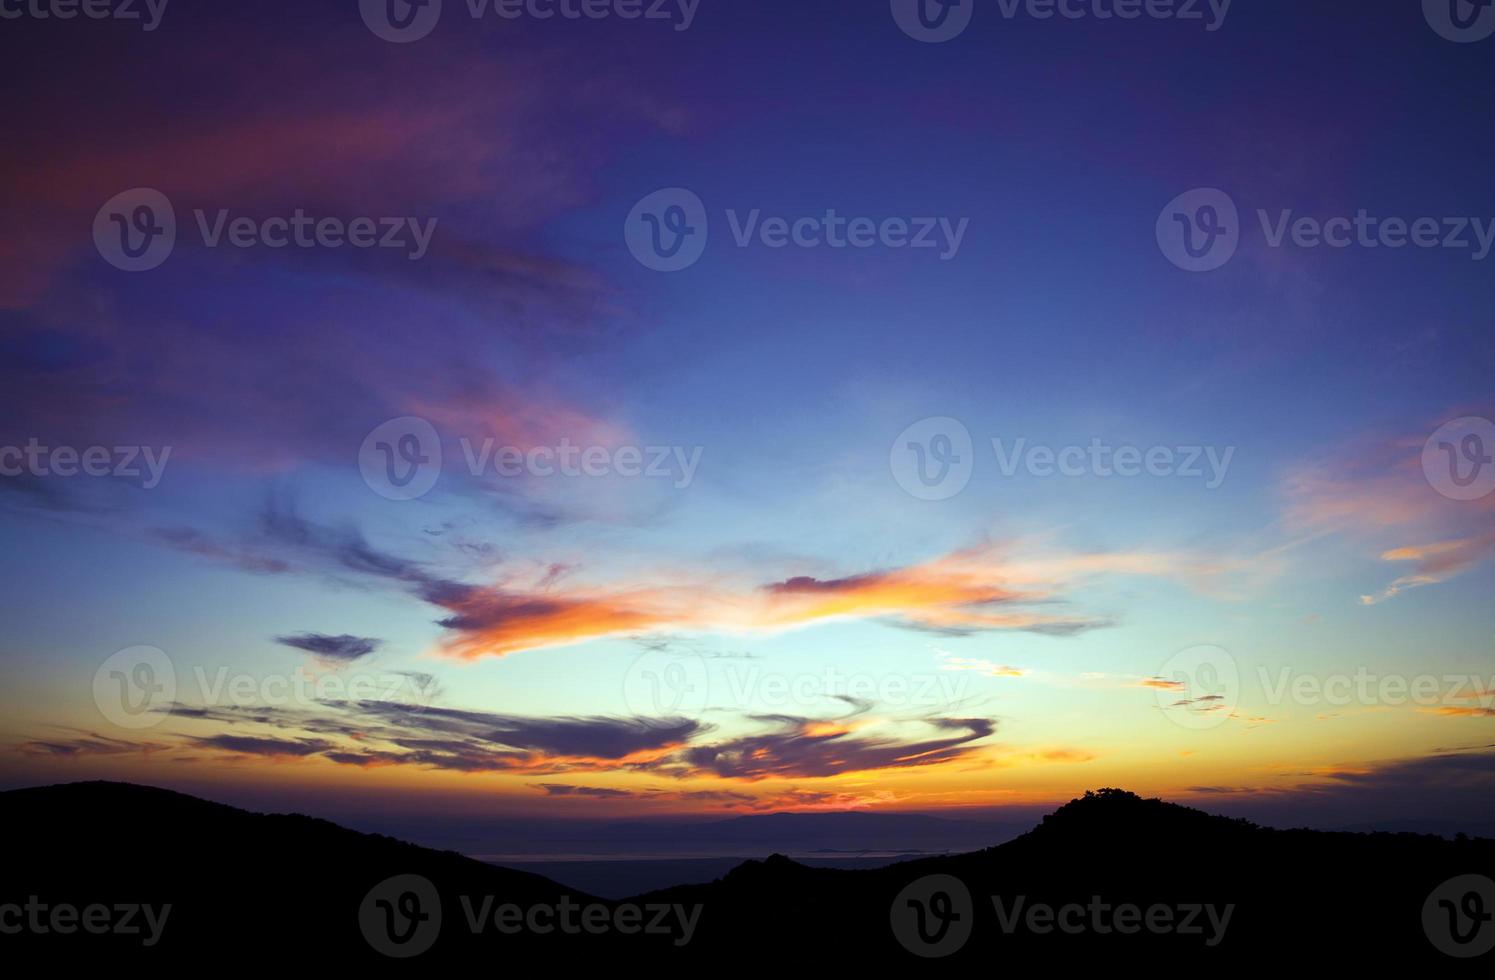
(4, 782, 1491, 967)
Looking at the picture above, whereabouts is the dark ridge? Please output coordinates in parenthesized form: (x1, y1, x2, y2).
(3, 781, 1490, 968)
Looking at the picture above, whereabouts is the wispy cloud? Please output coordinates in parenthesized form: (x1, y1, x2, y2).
(1283, 411, 1495, 604)
(274, 633, 381, 662)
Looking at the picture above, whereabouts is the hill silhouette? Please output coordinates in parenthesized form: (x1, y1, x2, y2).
(3, 782, 1491, 967)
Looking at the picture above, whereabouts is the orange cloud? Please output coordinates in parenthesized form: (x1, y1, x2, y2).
(1360, 531, 1495, 605)
(1283, 414, 1495, 605)
(1424, 706, 1495, 719)
(435, 542, 1189, 658)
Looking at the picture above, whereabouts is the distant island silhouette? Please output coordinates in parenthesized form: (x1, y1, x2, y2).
(4, 782, 1491, 966)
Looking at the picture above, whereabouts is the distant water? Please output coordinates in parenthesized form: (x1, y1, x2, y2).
(485, 854, 919, 899)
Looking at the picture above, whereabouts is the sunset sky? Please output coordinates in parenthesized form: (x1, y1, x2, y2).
(2, 0, 1493, 830)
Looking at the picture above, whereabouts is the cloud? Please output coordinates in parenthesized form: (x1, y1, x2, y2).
(1181, 747, 1495, 830)
(1314, 748, 1495, 794)
(531, 784, 635, 799)
(0, 19, 693, 534)
(274, 633, 381, 662)
(1282, 412, 1495, 604)
(939, 657, 1027, 678)
(664, 714, 998, 782)
(340, 701, 706, 762)
(155, 506, 1196, 659)
(195, 735, 335, 758)
(1360, 530, 1495, 605)
(20, 732, 167, 757)
(156, 696, 709, 776)
(432, 542, 1190, 658)
(31, 687, 1001, 788)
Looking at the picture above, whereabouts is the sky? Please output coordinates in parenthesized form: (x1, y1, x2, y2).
(2, 0, 1494, 831)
